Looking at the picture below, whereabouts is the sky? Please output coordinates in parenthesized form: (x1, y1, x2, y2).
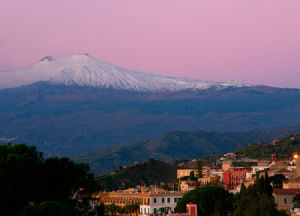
(0, 0, 300, 88)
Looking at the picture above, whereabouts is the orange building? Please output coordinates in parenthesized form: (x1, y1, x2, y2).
(223, 167, 251, 189)
(96, 191, 150, 208)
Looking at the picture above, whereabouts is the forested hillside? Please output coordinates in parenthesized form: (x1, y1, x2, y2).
(76, 125, 300, 174)
(96, 159, 177, 191)
(235, 134, 300, 159)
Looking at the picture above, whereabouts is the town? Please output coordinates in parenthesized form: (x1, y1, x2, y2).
(71, 139, 300, 216)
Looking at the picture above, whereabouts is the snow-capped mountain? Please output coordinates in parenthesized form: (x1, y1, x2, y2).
(0, 54, 251, 91)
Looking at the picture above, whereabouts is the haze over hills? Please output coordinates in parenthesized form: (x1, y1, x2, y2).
(1, 54, 300, 157)
(75, 125, 300, 174)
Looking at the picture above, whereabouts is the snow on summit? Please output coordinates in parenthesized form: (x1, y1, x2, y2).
(0, 54, 251, 91)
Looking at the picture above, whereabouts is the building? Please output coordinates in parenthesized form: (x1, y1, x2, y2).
(283, 154, 300, 189)
(198, 176, 219, 186)
(273, 189, 300, 214)
(257, 154, 290, 166)
(274, 154, 300, 214)
(96, 190, 184, 215)
(223, 153, 237, 160)
(210, 169, 223, 182)
(186, 202, 197, 216)
(177, 169, 198, 179)
(179, 180, 199, 191)
(139, 192, 183, 215)
(223, 167, 252, 189)
(177, 167, 210, 178)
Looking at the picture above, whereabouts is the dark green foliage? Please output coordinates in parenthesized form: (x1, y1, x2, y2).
(233, 174, 288, 216)
(96, 203, 105, 216)
(190, 171, 195, 179)
(293, 194, 300, 208)
(197, 159, 204, 178)
(0, 143, 95, 216)
(19, 201, 80, 216)
(271, 174, 286, 189)
(235, 134, 300, 159)
(96, 158, 177, 191)
(79, 127, 300, 174)
(105, 204, 139, 215)
(175, 186, 234, 216)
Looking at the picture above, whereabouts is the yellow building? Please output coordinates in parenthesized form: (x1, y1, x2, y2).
(96, 191, 150, 208)
(96, 190, 184, 215)
(177, 169, 198, 179)
(177, 167, 210, 179)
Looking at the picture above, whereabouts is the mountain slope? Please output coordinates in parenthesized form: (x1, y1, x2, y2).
(1, 55, 300, 158)
(75, 125, 300, 174)
(0, 54, 250, 91)
(235, 134, 300, 159)
(95, 159, 178, 191)
(1, 83, 300, 157)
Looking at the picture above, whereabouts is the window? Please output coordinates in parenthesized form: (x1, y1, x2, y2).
(148, 198, 150, 204)
(144, 208, 146, 214)
(174, 198, 177, 203)
(154, 198, 157, 203)
(154, 208, 157, 214)
(284, 198, 287, 204)
(167, 198, 170, 203)
(162, 198, 165, 203)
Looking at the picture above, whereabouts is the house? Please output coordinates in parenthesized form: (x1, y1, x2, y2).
(177, 169, 198, 179)
(96, 189, 184, 215)
(179, 180, 199, 191)
(223, 167, 252, 189)
(139, 191, 184, 215)
(273, 189, 300, 214)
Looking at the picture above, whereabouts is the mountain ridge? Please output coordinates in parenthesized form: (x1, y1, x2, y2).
(1, 83, 300, 157)
(0, 54, 252, 91)
(74, 124, 300, 174)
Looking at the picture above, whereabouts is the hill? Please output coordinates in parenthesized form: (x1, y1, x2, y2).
(235, 134, 300, 159)
(76, 125, 300, 174)
(95, 158, 177, 191)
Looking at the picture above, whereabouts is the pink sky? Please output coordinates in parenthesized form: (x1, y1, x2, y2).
(0, 0, 300, 88)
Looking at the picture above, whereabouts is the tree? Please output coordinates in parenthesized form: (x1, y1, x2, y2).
(0, 143, 96, 216)
(233, 173, 288, 216)
(175, 186, 234, 216)
(190, 171, 196, 180)
(197, 159, 204, 178)
(271, 174, 286, 189)
(96, 203, 105, 216)
(124, 204, 139, 215)
(19, 201, 80, 216)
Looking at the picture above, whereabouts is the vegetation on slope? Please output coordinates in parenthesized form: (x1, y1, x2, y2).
(2, 84, 300, 156)
(233, 174, 287, 216)
(77, 125, 300, 174)
(235, 134, 300, 159)
(95, 158, 178, 191)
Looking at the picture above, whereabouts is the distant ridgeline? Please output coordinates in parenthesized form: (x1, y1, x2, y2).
(235, 134, 300, 159)
(75, 125, 300, 174)
(95, 134, 300, 191)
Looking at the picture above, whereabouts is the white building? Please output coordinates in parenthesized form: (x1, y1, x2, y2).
(140, 192, 184, 215)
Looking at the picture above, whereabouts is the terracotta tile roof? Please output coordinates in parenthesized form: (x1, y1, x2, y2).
(273, 189, 300, 195)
